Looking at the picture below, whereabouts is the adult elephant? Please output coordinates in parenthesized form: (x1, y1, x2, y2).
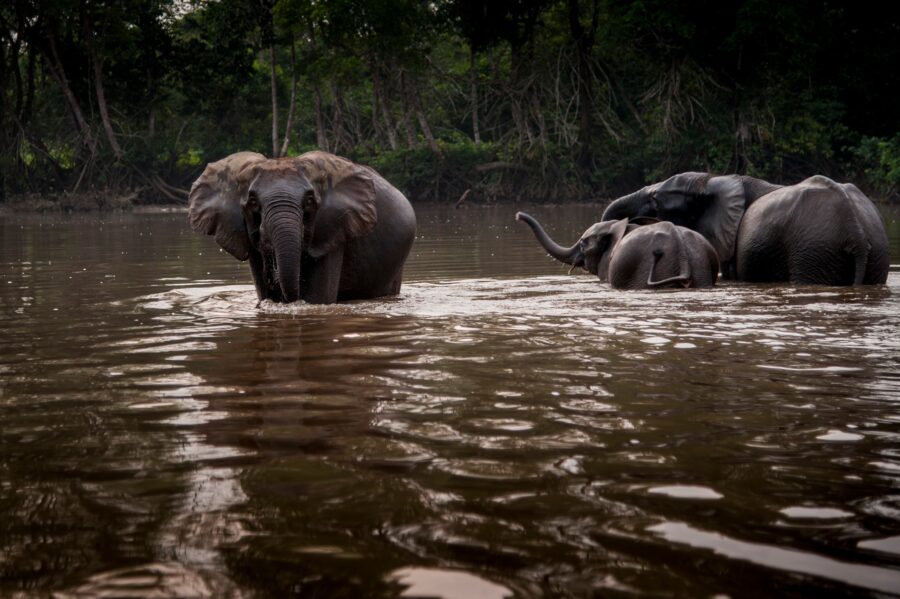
(516, 212, 719, 289)
(601, 173, 889, 285)
(188, 151, 416, 303)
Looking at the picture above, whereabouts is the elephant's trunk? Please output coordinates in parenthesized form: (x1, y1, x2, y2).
(265, 201, 303, 302)
(601, 189, 649, 222)
(516, 211, 583, 266)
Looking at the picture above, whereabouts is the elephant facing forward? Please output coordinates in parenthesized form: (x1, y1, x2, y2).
(189, 151, 416, 304)
(602, 173, 889, 285)
(516, 212, 719, 289)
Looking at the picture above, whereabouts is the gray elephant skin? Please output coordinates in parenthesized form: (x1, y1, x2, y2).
(189, 151, 416, 304)
(602, 173, 889, 285)
(516, 212, 719, 289)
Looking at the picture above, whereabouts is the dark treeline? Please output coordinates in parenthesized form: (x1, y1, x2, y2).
(2, 0, 899, 205)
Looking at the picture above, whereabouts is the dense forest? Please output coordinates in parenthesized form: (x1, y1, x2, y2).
(2, 0, 899, 206)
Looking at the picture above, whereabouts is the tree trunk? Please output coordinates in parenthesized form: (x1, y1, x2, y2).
(399, 69, 417, 148)
(369, 57, 398, 150)
(279, 38, 297, 157)
(7, 21, 23, 119)
(22, 40, 36, 124)
(269, 45, 279, 157)
(91, 47, 124, 161)
(82, 11, 124, 162)
(43, 31, 97, 156)
(330, 80, 348, 153)
(312, 80, 328, 150)
(470, 49, 481, 144)
(568, 0, 600, 169)
(531, 89, 547, 149)
(407, 75, 442, 159)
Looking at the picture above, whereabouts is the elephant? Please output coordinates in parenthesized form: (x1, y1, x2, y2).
(601, 172, 889, 285)
(516, 211, 719, 289)
(188, 151, 416, 304)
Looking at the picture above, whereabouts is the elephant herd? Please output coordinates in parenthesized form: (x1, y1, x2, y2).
(189, 151, 891, 303)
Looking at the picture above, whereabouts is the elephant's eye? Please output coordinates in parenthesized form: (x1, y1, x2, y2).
(246, 191, 260, 209)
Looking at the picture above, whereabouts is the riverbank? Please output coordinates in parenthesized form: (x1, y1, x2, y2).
(1, 190, 142, 213)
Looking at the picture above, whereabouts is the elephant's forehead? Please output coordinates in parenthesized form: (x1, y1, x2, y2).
(252, 160, 302, 178)
(204, 152, 265, 184)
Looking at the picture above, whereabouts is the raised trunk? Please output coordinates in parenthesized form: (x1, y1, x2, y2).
(516, 212, 582, 264)
(267, 206, 302, 302)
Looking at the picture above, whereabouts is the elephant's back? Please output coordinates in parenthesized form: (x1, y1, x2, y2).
(737, 179, 889, 284)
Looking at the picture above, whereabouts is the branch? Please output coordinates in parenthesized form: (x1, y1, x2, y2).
(474, 161, 528, 173)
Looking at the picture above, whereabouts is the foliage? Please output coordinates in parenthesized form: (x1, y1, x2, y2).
(0, 0, 897, 204)
(853, 136, 900, 200)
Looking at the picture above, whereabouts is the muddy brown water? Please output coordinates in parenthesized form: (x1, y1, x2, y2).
(2, 204, 900, 597)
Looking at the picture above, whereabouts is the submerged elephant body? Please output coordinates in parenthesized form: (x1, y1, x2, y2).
(516, 212, 718, 289)
(735, 177, 889, 285)
(601, 172, 889, 285)
(189, 151, 416, 304)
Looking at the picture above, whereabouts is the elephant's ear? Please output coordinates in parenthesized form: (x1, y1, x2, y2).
(650, 172, 746, 264)
(307, 168, 378, 258)
(188, 151, 265, 260)
(595, 218, 629, 282)
(695, 175, 746, 264)
(606, 217, 630, 248)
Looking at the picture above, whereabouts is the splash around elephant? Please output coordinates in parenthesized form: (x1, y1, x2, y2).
(516, 212, 719, 289)
(188, 151, 416, 304)
(601, 173, 889, 285)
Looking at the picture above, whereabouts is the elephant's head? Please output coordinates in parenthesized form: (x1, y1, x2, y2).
(516, 211, 631, 281)
(601, 172, 779, 266)
(189, 151, 377, 302)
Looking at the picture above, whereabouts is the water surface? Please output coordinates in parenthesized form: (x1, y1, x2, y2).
(2, 204, 900, 597)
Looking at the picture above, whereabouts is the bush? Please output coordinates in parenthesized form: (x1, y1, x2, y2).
(853, 135, 900, 201)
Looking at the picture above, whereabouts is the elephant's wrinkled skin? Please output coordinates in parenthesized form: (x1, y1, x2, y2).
(189, 151, 416, 303)
(601, 172, 889, 285)
(516, 212, 719, 289)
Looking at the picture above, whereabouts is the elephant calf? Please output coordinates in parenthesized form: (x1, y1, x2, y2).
(516, 212, 719, 289)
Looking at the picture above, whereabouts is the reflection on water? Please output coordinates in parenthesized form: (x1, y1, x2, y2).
(1, 205, 900, 596)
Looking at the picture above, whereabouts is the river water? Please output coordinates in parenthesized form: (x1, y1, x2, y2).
(1, 204, 900, 597)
